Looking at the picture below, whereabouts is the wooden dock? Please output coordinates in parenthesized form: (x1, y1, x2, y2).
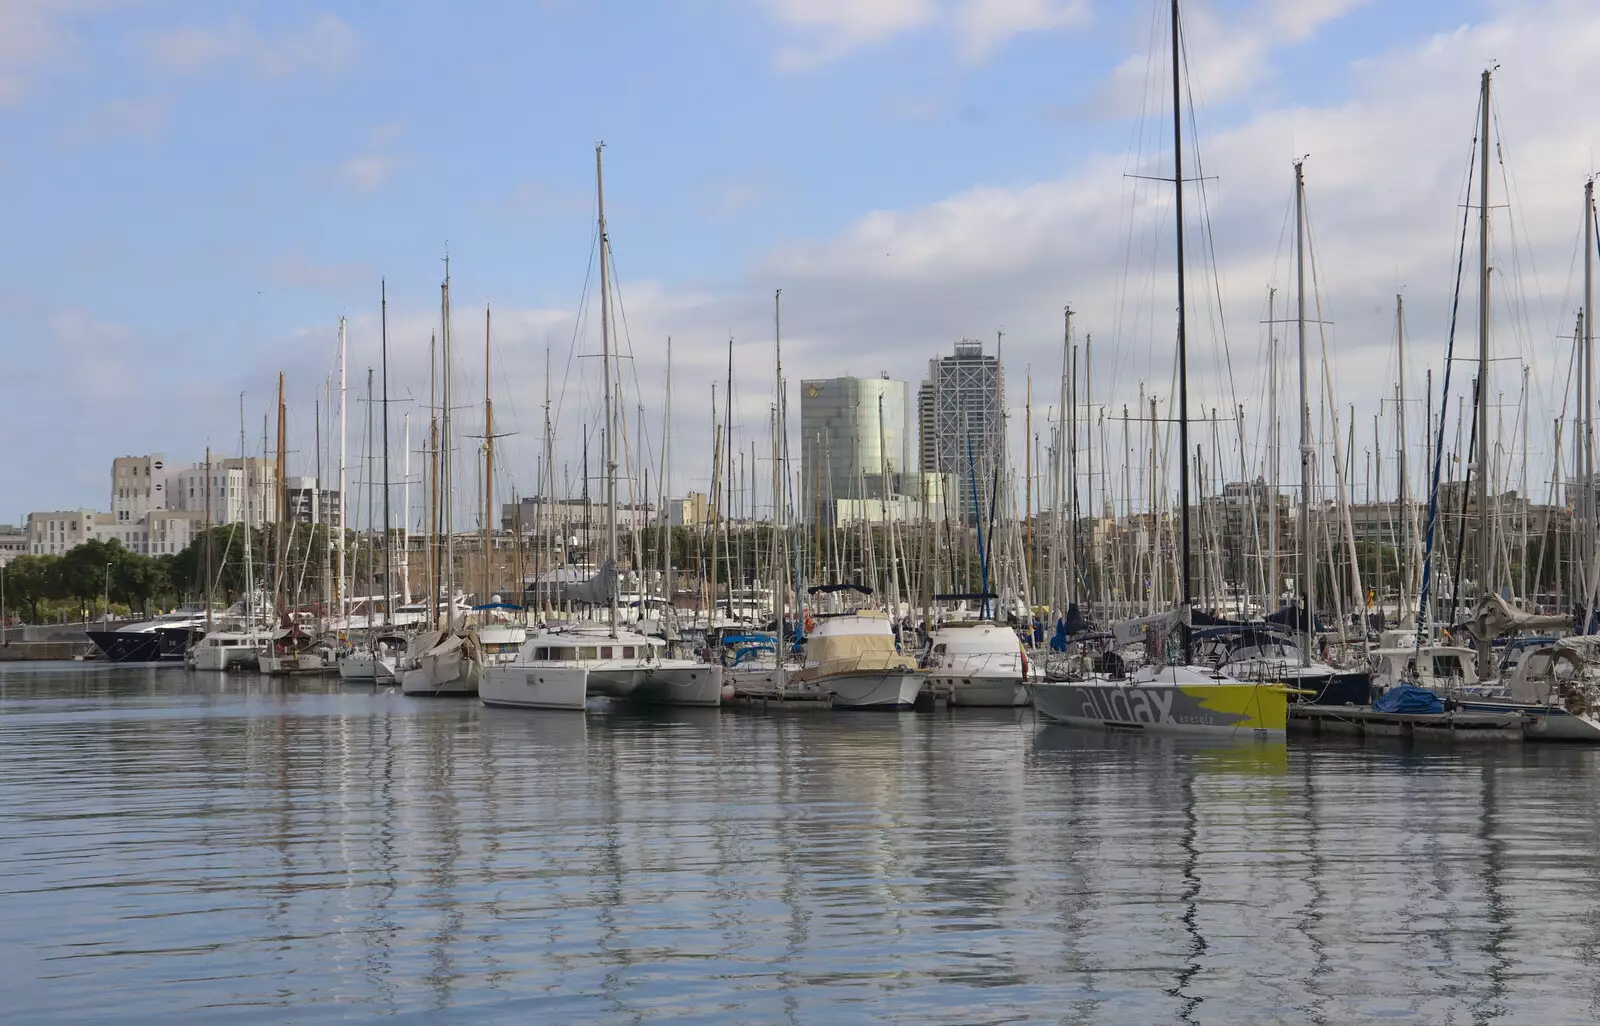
(1291, 704, 1525, 742)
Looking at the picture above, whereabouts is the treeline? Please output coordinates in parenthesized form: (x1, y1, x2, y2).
(4, 523, 352, 624)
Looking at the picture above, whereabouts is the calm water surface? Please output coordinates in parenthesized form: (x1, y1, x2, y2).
(3, 664, 1600, 1024)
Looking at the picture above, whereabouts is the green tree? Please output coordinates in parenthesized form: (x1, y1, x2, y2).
(5, 555, 56, 623)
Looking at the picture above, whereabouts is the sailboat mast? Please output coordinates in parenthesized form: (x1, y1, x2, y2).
(240, 393, 254, 628)
(484, 305, 494, 607)
(275, 373, 286, 619)
(1170, 0, 1194, 661)
(337, 317, 347, 625)
(365, 367, 375, 630)
(381, 280, 392, 628)
(1295, 160, 1312, 667)
(596, 144, 619, 636)
(773, 292, 786, 658)
(1584, 176, 1595, 619)
(204, 446, 213, 633)
(1396, 294, 1412, 621)
(442, 257, 456, 629)
(1475, 68, 1492, 678)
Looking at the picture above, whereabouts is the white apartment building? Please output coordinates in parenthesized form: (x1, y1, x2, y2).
(27, 510, 102, 555)
(111, 453, 169, 524)
(168, 457, 277, 527)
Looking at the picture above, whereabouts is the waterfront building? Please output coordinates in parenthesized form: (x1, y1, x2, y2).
(799, 374, 917, 524)
(285, 476, 342, 528)
(168, 458, 277, 527)
(26, 510, 104, 556)
(917, 339, 1004, 523)
(111, 454, 169, 525)
(0, 524, 28, 566)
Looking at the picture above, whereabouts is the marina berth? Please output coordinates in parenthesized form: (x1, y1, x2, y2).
(797, 610, 924, 710)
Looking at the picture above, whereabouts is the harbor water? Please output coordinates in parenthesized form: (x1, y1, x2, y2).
(4, 664, 1600, 1023)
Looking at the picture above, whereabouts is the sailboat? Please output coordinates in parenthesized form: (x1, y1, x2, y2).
(482, 145, 721, 712)
(1029, 0, 1289, 737)
(401, 258, 485, 696)
(1419, 89, 1600, 740)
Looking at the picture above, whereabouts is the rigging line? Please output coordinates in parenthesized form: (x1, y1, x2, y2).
(1416, 99, 1485, 644)
(1491, 101, 1559, 434)
(600, 240, 661, 476)
(552, 219, 601, 454)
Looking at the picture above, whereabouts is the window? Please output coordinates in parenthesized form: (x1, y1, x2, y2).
(578, 647, 598, 661)
(533, 647, 549, 660)
(600, 646, 614, 659)
(622, 646, 636, 659)
(1432, 654, 1463, 678)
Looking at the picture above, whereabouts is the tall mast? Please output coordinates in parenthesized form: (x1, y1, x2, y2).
(724, 335, 735, 621)
(1474, 68, 1492, 678)
(427, 334, 438, 628)
(204, 446, 213, 632)
(337, 317, 347, 624)
(365, 366, 375, 631)
(1295, 160, 1312, 667)
(275, 372, 286, 618)
(484, 305, 494, 607)
(1267, 287, 1279, 609)
(240, 393, 254, 628)
(541, 346, 552, 618)
(773, 292, 786, 663)
(401, 412, 411, 605)
(662, 338, 674, 622)
(381, 279, 392, 628)
(442, 256, 456, 629)
(1170, 0, 1194, 661)
(1055, 306, 1071, 618)
(596, 143, 619, 636)
(1583, 176, 1595, 618)
(1396, 294, 1412, 623)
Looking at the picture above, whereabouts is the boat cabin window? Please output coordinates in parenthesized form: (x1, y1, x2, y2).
(579, 646, 598, 661)
(600, 646, 614, 659)
(1432, 654, 1463, 678)
(533, 647, 549, 660)
(622, 646, 636, 659)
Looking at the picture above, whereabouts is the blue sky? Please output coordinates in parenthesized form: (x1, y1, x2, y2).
(2, 0, 1593, 523)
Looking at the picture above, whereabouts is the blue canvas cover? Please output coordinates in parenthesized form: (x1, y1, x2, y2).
(1371, 685, 1444, 714)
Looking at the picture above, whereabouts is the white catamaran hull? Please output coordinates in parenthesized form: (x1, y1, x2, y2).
(480, 665, 588, 711)
(633, 664, 724, 707)
(826, 671, 924, 710)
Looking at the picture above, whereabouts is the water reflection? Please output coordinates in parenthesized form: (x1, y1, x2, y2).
(3, 668, 1600, 1022)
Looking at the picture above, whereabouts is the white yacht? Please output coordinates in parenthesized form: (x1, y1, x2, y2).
(337, 633, 406, 683)
(924, 621, 1031, 707)
(480, 624, 722, 710)
(187, 630, 270, 672)
(797, 611, 924, 710)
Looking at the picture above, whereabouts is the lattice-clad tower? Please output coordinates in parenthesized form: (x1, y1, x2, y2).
(918, 339, 1004, 523)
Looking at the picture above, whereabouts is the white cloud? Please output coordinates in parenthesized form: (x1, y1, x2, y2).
(61, 93, 172, 144)
(146, 12, 360, 78)
(766, 0, 938, 70)
(1098, 0, 1369, 114)
(954, 0, 1091, 64)
(334, 122, 406, 193)
(0, 0, 111, 105)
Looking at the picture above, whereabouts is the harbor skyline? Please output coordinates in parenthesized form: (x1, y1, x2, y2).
(3, 1, 1598, 528)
